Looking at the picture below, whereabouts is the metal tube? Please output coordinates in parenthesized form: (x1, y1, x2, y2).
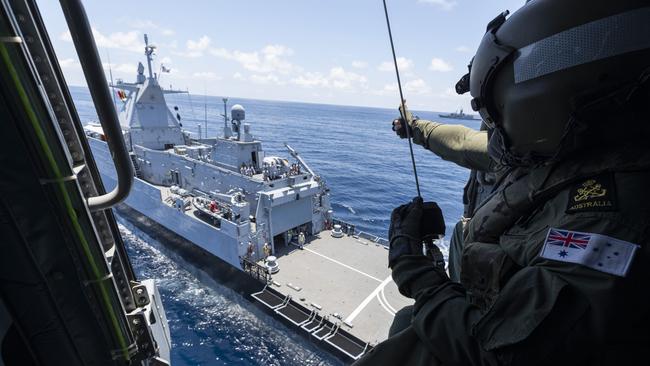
(59, 0, 134, 211)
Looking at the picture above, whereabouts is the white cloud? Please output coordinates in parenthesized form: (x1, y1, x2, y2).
(437, 87, 472, 100)
(102, 62, 137, 73)
(455, 45, 471, 53)
(193, 71, 221, 80)
(378, 57, 413, 72)
(382, 78, 432, 95)
(290, 67, 367, 91)
(250, 73, 283, 85)
(230, 72, 283, 85)
(382, 83, 397, 93)
(429, 57, 453, 72)
(328, 67, 367, 90)
(291, 72, 328, 88)
(211, 44, 295, 74)
(181, 35, 211, 57)
(187, 36, 211, 51)
(125, 19, 175, 36)
(59, 58, 77, 68)
(351, 60, 368, 69)
(404, 79, 432, 94)
(61, 29, 143, 53)
(418, 0, 457, 11)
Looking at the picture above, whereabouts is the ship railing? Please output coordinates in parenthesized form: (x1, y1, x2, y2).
(331, 219, 388, 246)
(240, 257, 270, 284)
(357, 231, 389, 246)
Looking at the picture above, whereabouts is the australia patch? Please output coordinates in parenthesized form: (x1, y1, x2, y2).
(566, 174, 617, 213)
(539, 228, 639, 277)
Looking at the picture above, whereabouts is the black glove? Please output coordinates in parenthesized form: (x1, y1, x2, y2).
(388, 197, 424, 268)
(388, 197, 447, 268)
(392, 117, 413, 139)
(391, 102, 418, 139)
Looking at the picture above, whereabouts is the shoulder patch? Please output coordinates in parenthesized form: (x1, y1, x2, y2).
(539, 228, 639, 277)
(566, 174, 617, 213)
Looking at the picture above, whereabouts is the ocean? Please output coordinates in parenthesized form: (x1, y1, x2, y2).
(71, 86, 478, 365)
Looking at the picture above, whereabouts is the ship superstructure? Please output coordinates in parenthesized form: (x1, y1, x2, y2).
(86, 35, 331, 269)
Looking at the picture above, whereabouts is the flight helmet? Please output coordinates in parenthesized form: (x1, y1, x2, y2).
(456, 0, 650, 166)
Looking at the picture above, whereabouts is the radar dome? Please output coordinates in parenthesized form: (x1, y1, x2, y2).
(231, 104, 245, 121)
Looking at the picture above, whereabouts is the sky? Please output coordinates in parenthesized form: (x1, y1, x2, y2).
(36, 0, 526, 111)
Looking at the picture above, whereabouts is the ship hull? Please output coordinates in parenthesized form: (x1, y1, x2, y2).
(115, 203, 356, 364)
(438, 113, 477, 120)
(89, 138, 243, 268)
(88, 138, 357, 364)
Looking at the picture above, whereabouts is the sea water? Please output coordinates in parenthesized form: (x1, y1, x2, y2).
(71, 86, 478, 365)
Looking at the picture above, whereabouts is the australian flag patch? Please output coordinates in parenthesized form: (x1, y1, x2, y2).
(539, 228, 639, 277)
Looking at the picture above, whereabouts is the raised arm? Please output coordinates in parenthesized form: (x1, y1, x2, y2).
(393, 117, 493, 172)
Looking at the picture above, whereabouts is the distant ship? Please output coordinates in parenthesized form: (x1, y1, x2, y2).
(85, 34, 411, 363)
(438, 108, 479, 120)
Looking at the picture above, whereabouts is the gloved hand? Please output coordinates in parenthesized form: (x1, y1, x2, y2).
(391, 102, 417, 138)
(388, 197, 424, 268)
(389, 197, 449, 298)
(392, 117, 412, 139)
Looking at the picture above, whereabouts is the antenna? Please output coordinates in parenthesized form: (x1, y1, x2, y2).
(203, 86, 207, 139)
(186, 87, 197, 126)
(144, 33, 154, 79)
(382, 0, 421, 197)
(106, 50, 116, 107)
(221, 97, 232, 139)
(222, 97, 229, 126)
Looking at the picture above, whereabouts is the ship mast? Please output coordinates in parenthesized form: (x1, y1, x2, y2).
(144, 33, 154, 79)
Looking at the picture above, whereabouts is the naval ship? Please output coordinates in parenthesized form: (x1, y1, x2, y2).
(438, 107, 478, 120)
(85, 35, 412, 363)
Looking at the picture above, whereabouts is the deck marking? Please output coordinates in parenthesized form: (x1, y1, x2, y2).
(376, 293, 395, 316)
(345, 275, 393, 323)
(302, 246, 382, 282)
(380, 286, 397, 314)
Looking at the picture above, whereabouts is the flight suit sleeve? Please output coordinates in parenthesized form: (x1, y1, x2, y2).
(388, 206, 648, 364)
(409, 119, 493, 172)
(391, 256, 500, 365)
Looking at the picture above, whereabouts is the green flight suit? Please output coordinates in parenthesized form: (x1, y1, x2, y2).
(409, 119, 493, 172)
(355, 146, 650, 365)
(409, 119, 496, 282)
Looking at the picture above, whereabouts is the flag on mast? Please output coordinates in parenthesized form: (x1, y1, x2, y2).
(117, 90, 127, 102)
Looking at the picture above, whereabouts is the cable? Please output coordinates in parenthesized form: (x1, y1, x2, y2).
(382, 0, 421, 197)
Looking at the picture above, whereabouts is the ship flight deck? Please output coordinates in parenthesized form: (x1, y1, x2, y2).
(258, 230, 413, 345)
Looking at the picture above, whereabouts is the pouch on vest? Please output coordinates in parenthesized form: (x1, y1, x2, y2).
(472, 267, 589, 364)
(460, 242, 519, 311)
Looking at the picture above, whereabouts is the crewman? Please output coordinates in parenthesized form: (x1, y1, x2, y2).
(298, 231, 306, 249)
(356, 1, 650, 364)
(389, 110, 499, 337)
(392, 113, 497, 282)
(263, 242, 272, 258)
